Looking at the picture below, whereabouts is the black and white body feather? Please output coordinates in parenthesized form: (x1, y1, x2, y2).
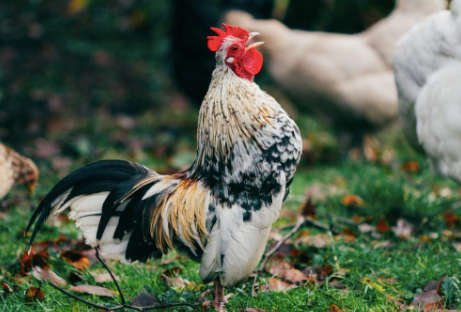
(27, 33, 302, 287)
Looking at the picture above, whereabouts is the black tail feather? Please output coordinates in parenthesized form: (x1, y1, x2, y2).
(26, 160, 151, 248)
(96, 174, 151, 240)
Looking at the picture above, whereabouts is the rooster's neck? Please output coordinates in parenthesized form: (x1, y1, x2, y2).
(188, 65, 278, 180)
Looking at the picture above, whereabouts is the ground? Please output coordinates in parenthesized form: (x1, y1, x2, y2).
(0, 108, 460, 312)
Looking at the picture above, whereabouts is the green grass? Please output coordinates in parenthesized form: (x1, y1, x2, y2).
(1, 111, 461, 311)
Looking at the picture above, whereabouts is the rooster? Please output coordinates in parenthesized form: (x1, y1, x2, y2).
(26, 24, 302, 311)
(0, 142, 38, 200)
(393, 0, 461, 182)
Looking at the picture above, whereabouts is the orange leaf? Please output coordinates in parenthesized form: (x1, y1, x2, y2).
(376, 215, 389, 233)
(60, 250, 90, 270)
(444, 210, 460, 228)
(352, 214, 362, 223)
(402, 161, 420, 173)
(25, 287, 45, 302)
(341, 195, 365, 207)
(327, 304, 343, 312)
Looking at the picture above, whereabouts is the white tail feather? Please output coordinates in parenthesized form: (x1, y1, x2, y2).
(55, 191, 132, 263)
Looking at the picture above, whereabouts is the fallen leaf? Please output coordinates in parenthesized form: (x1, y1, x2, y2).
(422, 301, 444, 311)
(91, 272, 120, 283)
(20, 249, 50, 275)
(352, 214, 362, 223)
(261, 277, 296, 291)
(132, 291, 157, 307)
(301, 198, 316, 219)
(317, 264, 334, 280)
(1, 282, 13, 293)
(402, 161, 420, 173)
(161, 267, 183, 277)
(444, 210, 460, 228)
(341, 195, 365, 207)
(282, 269, 308, 284)
(358, 223, 375, 233)
(32, 267, 67, 287)
(419, 236, 431, 243)
(267, 260, 293, 276)
(25, 287, 45, 302)
(60, 250, 90, 270)
(391, 218, 414, 239)
(296, 234, 330, 248)
(327, 304, 343, 312)
(410, 290, 442, 307)
(376, 215, 389, 233)
(68, 284, 115, 297)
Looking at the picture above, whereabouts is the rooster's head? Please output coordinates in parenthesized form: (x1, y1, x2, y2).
(207, 24, 264, 81)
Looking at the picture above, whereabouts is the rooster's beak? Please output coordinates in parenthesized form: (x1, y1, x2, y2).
(247, 32, 264, 50)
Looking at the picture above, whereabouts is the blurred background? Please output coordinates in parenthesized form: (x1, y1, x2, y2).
(0, 0, 396, 141)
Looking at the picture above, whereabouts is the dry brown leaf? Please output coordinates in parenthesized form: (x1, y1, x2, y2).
(422, 301, 444, 311)
(301, 198, 316, 219)
(410, 290, 442, 307)
(1, 282, 13, 293)
(267, 260, 293, 276)
(132, 291, 157, 307)
(282, 269, 308, 284)
(296, 234, 330, 248)
(341, 195, 365, 207)
(32, 267, 67, 287)
(68, 284, 115, 297)
(444, 210, 460, 228)
(402, 161, 420, 173)
(376, 215, 389, 233)
(261, 278, 296, 292)
(391, 218, 414, 239)
(161, 267, 183, 277)
(25, 287, 45, 302)
(60, 250, 90, 270)
(164, 276, 188, 289)
(20, 249, 50, 275)
(327, 304, 343, 312)
(317, 264, 334, 280)
(91, 272, 120, 283)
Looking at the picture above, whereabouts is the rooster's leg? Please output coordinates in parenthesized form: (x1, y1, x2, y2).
(200, 278, 230, 312)
(213, 278, 226, 312)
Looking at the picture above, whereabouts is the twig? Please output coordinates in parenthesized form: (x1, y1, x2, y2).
(278, 217, 332, 233)
(252, 216, 306, 296)
(95, 248, 125, 305)
(49, 282, 198, 311)
(47, 247, 199, 311)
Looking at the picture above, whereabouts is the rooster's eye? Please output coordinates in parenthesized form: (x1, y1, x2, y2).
(232, 45, 238, 51)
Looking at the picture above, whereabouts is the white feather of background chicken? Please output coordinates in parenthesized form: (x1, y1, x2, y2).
(225, 0, 446, 140)
(394, 0, 461, 182)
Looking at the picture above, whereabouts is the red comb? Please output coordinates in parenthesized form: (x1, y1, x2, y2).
(207, 24, 250, 52)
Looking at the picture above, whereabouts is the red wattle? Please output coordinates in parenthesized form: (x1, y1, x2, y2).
(242, 48, 263, 77)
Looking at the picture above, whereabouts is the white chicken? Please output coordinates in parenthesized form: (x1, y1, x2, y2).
(225, 0, 446, 145)
(394, 0, 461, 182)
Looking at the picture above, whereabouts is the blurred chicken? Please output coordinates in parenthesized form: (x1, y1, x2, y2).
(394, 0, 461, 182)
(26, 25, 302, 311)
(0, 143, 38, 200)
(225, 0, 446, 146)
